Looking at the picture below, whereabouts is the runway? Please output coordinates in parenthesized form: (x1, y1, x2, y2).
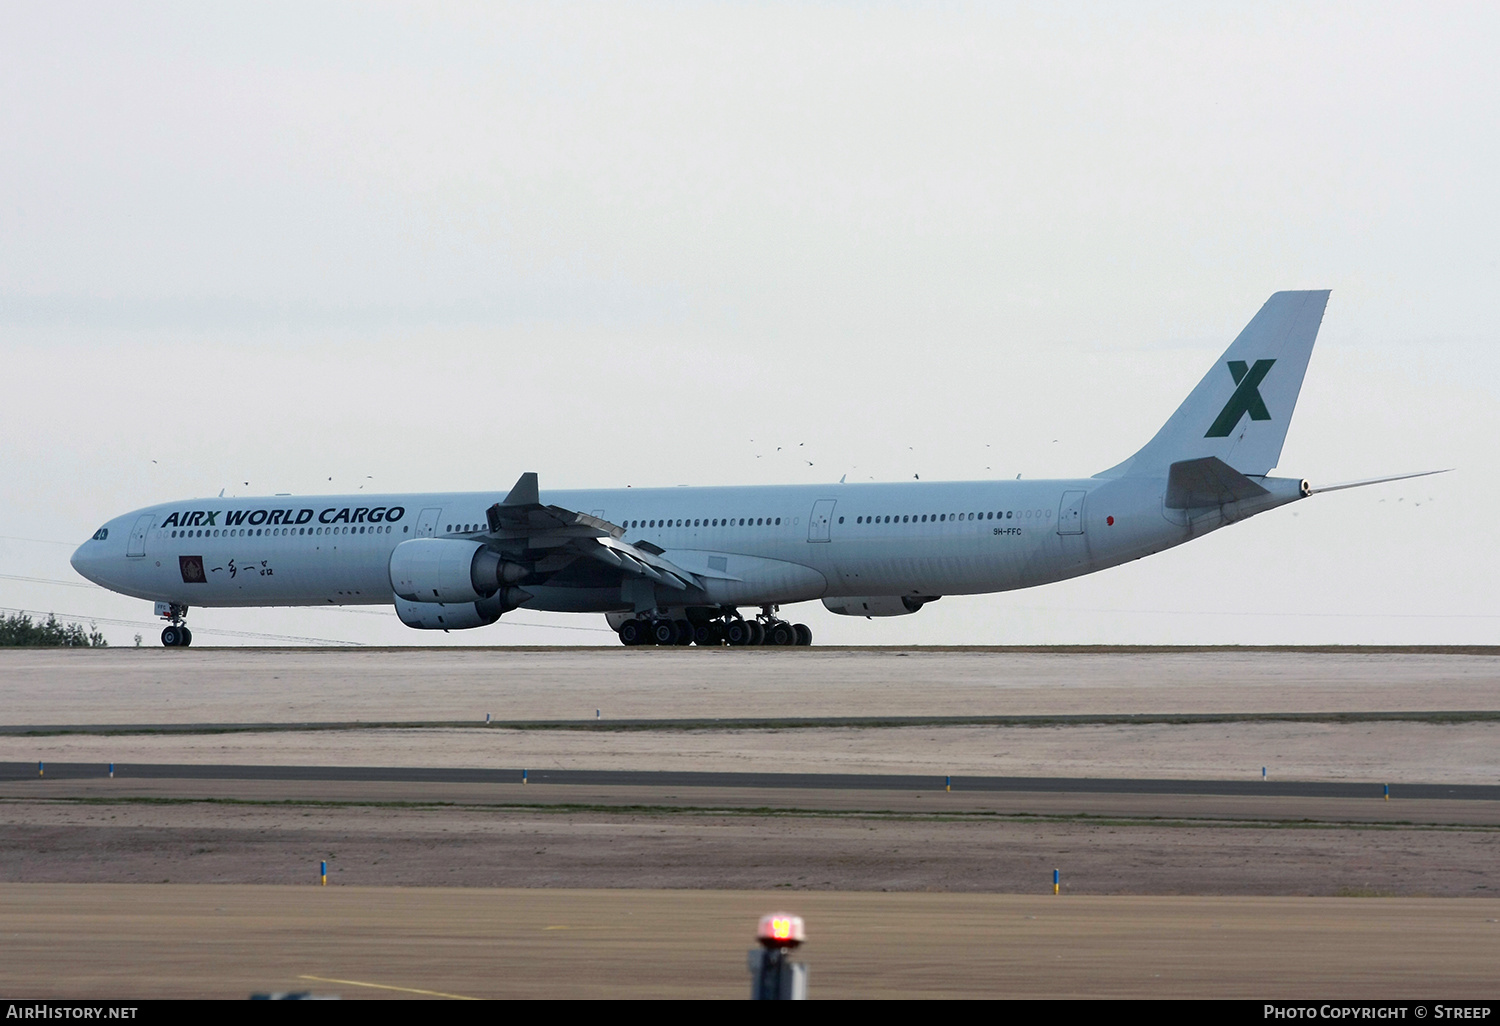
(5, 647, 1498, 723)
(5, 759, 1498, 801)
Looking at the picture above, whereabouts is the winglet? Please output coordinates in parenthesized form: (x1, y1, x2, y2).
(502, 472, 539, 506)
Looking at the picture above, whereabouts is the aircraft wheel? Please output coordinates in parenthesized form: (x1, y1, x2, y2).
(180, 627, 193, 647)
(768, 621, 797, 646)
(673, 619, 693, 645)
(618, 619, 645, 646)
(793, 623, 813, 646)
(651, 619, 678, 646)
(725, 620, 751, 646)
(692, 622, 717, 647)
(747, 621, 766, 646)
(161, 626, 181, 647)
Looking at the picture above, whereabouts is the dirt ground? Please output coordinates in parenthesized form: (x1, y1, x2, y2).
(3, 647, 1497, 724)
(2, 885, 1496, 999)
(2, 790, 1496, 897)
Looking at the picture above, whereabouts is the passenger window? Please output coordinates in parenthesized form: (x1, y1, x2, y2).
(775, 518, 781, 525)
(837, 517, 843, 524)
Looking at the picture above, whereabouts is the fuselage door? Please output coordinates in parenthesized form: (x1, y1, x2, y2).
(808, 499, 837, 542)
(415, 507, 443, 538)
(126, 514, 154, 557)
(1057, 490, 1086, 536)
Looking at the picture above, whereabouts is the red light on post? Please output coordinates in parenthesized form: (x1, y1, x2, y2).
(757, 912, 805, 948)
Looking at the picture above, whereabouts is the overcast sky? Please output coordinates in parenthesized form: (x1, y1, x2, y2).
(1, 1, 1495, 646)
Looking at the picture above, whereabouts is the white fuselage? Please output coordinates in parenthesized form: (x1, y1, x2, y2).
(69, 474, 1303, 616)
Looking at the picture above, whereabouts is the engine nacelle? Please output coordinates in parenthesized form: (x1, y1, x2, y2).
(393, 589, 532, 630)
(388, 538, 526, 603)
(822, 595, 939, 617)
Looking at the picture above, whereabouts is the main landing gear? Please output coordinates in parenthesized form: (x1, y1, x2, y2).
(159, 603, 192, 647)
(617, 607, 812, 648)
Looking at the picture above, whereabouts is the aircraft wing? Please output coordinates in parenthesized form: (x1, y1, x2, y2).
(483, 473, 702, 593)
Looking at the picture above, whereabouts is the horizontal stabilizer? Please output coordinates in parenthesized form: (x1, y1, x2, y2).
(1308, 468, 1452, 495)
(1165, 456, 1270, 509)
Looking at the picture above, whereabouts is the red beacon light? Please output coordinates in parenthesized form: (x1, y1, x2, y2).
(757, 913, 806, 949)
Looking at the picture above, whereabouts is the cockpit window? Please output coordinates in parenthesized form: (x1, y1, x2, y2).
(91, 527, 108, 541)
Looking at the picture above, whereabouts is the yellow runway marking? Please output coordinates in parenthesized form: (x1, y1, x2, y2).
(298, 974, 477, 1000)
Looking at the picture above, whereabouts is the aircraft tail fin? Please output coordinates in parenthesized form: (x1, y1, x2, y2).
(1097, 290, 1331, 479)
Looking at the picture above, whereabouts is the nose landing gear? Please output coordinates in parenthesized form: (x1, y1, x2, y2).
(158, 603, 192, 647)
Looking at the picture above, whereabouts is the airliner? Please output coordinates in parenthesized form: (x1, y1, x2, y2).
(71, 291, 1438, 647)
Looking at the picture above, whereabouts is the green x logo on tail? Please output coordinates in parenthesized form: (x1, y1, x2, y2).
(1205, 359, 1275, 437)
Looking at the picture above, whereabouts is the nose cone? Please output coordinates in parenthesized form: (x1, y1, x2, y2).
(71, 539, 104, 586)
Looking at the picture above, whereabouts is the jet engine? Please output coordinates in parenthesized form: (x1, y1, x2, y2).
(393, 590, 531, 630)
(388, 538, 527, 604)
(822, 595, 939, 617)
